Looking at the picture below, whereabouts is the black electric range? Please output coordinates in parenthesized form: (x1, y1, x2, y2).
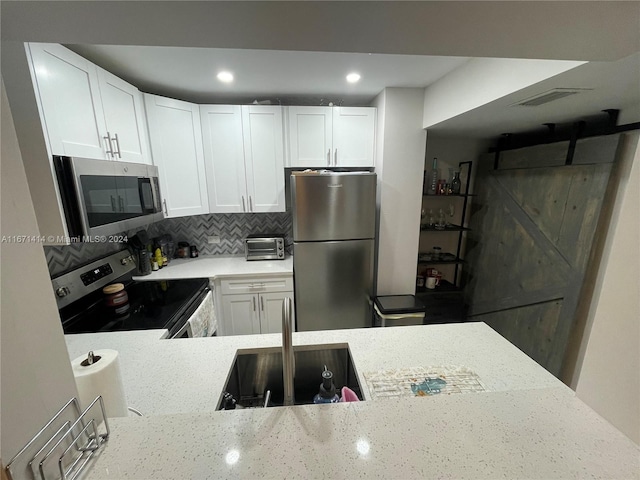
(53, 249, 210, 337)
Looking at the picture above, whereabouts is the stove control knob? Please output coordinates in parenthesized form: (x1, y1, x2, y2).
(56, 286, 70, 298)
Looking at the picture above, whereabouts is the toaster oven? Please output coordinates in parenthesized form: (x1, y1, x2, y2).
(244, 234, 286, 261)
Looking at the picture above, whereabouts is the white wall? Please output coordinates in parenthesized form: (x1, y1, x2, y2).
(422, 57, 585, 129)
(573, 132, 640, 444)
(0, 79, 78, 461)
(374, 88, 426, 295)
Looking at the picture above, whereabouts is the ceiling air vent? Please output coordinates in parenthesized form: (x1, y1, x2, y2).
(511, 88, 591, 107)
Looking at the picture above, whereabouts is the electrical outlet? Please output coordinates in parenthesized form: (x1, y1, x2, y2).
(207, 235, 221, 244)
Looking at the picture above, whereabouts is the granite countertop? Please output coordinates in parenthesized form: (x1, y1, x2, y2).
(84, 388, 640, 479)
(132, 254, 293, 281)
(64, 323, 639, 479)
(65, 323, 567, 416)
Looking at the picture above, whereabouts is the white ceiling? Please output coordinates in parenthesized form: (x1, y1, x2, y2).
(67, 44, 470, 105)
(429, 52, 640, 138)
(67, 43, 640, 140)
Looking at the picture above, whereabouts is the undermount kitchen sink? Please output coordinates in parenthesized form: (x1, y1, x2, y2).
(217, 343, 364, 409)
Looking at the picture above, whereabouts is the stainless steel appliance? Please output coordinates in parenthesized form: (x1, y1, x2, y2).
(52, 249, 212, 338)
(244, 234, 286, 261)
(54, 156, 164, 238)
(291, 171, 376, 331)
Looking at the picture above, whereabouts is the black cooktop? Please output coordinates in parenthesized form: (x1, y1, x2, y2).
(60, 277, 209, 334)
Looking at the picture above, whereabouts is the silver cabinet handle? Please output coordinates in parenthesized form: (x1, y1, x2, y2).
(110, 195, 117, 212)
(242, 196, 246, 212)
(252, 296, 256, 311)
(249, 196, 253, 212)
(118, 196, 124, 212)
(334, 148, 337, 166)
(104, 132, 114, 158)
(112, 133, 122, 159)
(163, 199, 168, 216)
(260, 296, 264, 311)
(327, 149, 330, 166)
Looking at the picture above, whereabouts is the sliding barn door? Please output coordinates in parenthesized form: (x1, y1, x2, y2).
(466, 134, 622, 377)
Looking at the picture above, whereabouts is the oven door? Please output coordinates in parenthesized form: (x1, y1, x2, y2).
(167, 289, 214, 339)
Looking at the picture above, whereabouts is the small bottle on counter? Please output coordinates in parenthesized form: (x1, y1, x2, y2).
(155, 248, 164, 268)
(190, 245, 199, 258)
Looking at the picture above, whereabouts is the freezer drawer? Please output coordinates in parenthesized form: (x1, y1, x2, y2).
(294, 239, 374, 331)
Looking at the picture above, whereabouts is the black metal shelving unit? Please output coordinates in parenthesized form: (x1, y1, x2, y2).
(416, 161, 473, 315)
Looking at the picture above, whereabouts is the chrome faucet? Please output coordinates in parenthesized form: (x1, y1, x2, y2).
(282, 297, 295, 406)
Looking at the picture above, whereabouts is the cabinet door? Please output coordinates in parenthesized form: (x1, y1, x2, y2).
(97, 68, 150, 164)
(242, 106, 286, 213)
(221, 294, 261, 336)
(287, 106, 333, 168)
(200, 105, 248, 213)
(144, 94, 209, 217)
(28, 43, 108, 159)
(259, 292, 295, 334)
(332, 107, 376, 167)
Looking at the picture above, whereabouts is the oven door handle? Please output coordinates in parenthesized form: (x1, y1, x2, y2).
(170, 320, 193, 339)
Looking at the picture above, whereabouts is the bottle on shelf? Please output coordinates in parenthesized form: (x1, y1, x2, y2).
(428, 158, 439, 195)
(451, 171, 462, 195)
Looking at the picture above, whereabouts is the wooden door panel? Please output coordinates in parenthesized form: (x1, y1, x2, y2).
(476, 299, 563, 368)
(467, 135, 620, 376)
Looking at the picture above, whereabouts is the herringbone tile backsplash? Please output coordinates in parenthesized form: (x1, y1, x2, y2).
(45, 212, 292, 277)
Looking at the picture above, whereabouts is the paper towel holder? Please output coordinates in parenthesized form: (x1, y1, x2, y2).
(5, 396, 110, 480)
(80, 351, 101, 367)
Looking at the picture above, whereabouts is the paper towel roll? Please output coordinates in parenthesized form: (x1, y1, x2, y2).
(71, 349, 128, 418)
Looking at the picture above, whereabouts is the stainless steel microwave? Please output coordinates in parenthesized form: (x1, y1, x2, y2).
(54, 156, 164, 238)
(244, 234, 286, 261)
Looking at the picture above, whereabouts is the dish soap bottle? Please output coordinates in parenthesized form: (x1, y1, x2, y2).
(313, 366, 340, 404)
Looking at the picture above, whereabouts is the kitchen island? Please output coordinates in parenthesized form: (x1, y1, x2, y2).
(64, 323, 639, 479)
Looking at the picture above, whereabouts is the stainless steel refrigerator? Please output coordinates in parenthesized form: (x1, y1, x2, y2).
(291, 171, 376, 331)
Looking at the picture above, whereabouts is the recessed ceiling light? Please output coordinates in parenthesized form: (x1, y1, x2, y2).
(346, 73, 361, 83)
(217, 71, 234, 83)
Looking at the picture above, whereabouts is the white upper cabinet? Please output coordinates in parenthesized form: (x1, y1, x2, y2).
(97, 68, 150, 164)
(144, 94, 209, 218)
(242, 106, 286, 213)
(287, 106, 333, 168)
(287, 106, 376, 168)
(28, 43, 109, 160)
(200, 105, 247, 213)
(27, 43, 150, 164)
(332, 107, 376, 167)
(201, 105, 286, 214)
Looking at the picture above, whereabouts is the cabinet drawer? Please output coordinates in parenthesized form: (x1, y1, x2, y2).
(219, 276, 293, 295)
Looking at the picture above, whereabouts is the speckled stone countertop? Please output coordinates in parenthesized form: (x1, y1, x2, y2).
(85, 388, 640, 479)
(131, 254, 292, 281)
(66, 324, 639, 479)
(65, 323, 567, 416)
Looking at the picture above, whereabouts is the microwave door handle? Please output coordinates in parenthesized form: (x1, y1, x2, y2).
(118, 196, 124, 212)
(112, 133, 122, 159)
(110, 195, 117, 212)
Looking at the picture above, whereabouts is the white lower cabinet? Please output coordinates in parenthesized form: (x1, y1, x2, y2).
(216, 275, 294, 336)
